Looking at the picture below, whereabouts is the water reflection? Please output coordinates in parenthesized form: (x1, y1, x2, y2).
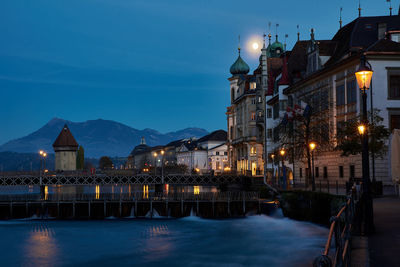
(23, 223, 58, 267)
(141, 224, 173, 261)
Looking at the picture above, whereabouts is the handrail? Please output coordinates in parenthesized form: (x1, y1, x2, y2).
(313, 188, 356, 267)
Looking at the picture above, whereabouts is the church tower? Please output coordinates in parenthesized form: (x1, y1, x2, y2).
(53, 124, 79, 171)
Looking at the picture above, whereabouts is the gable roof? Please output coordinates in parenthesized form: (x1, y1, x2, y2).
(53, 124, 79, 148)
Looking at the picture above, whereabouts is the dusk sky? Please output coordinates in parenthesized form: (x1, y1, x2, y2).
(0, 0, 397, 144)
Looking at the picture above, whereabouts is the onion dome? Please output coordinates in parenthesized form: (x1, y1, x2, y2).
(267, 35, 284, 58)
(230, 48, 250, 75)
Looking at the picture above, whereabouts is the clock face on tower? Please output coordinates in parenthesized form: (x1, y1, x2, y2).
(276, 48, 281, 55)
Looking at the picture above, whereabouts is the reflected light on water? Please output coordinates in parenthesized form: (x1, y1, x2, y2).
(95, 185, 100, 199)
(142, 224, 173, 261)
(23, 224, 58, 266)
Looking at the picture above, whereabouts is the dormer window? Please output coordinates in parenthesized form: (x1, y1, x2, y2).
(250, 82, 257, 89)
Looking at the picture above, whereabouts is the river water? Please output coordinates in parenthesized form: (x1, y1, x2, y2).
(0, 214, 327, 267)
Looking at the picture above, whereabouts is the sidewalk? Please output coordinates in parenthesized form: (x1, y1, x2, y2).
(369, 197, 400, 267)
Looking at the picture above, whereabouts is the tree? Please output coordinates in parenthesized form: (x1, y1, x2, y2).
(76, 146, 85, 170)
(336, 109, 390, 157)
(99, 156, 113, 170)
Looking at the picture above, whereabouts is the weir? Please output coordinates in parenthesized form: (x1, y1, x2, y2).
(0, 192, 267, 220)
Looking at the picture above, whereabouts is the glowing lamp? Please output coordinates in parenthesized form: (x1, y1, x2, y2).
(279, 149, 285, 156)
(358, 124, 366, 135)
(355, 57, 373, 90)
(309, 142, 317, 151)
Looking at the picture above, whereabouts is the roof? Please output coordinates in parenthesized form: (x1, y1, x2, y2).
(230, 52, 250, 75)
(366, 38, 400, 53)
(326, 15, 400, 66)
(53, 124, 79, 148)
(129, 144, 150, 156)
(209, 143, 227, 151)
(198, 130, 227, 143)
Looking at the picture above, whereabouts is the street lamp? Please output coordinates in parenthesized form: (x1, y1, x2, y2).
(309, 142, 317, 191)
(271, 154, 275, 185)
(279, 149, 285, 188)
(355, 54, 374, 234)
(161, 150, 165, 183)
(38, 150, 47, 200)
(153, 152, 158, 176)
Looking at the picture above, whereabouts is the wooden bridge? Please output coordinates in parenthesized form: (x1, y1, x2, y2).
(0, 174, 255, 186)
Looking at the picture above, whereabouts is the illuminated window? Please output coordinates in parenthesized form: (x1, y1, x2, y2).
(251, 112, 256, 120)
(250, 82, 257, 89)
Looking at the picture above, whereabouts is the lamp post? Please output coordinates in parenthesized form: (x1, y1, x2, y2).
(309, 142, 316, 191)
(153, 152, 158, 176)
(161, 150, 165, 184)
(355, 54, 374, 234)
(38, 150, 47, 200)
(279, 149, 285, 188)
(271, 154, 275, 185)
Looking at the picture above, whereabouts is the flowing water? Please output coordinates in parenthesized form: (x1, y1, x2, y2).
(0, 215, 328, 267)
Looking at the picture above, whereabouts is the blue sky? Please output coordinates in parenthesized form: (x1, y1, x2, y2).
(0, 0, 398, 144)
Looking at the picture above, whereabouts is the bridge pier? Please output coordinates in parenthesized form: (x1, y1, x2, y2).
(150, 198, 153, 218)
(196, 200, 199, 216)
(119, 200, 122, 217)
(26, 202, 29, 218)
(243, 199, 246, 215)
(135, 200, 137, 217)
(181, 200, 184, 216)
(9, 202, 13, 219)
(72, 201, 75, 218)
(88, 201, 91, 218)
(57, 202, 60, 218)
(103, 201, 106, 217)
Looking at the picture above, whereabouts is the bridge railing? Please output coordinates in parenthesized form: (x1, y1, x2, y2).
(313, 188, 356, 267)
(0, 192, 260, 202)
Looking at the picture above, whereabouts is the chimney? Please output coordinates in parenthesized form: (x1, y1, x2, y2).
(378, 23, 387, 39)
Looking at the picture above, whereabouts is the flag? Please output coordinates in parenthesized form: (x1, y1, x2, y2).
(286, 107, 295, 121)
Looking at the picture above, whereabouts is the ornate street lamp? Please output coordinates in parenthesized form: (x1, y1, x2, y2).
(153, 152, 158, 176)
(355, 54, 374, 234)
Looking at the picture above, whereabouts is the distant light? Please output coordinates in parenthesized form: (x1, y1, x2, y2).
(252, 42, 259, 50)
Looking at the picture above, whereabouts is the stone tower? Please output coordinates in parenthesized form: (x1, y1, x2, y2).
(53, 124, 79, 171)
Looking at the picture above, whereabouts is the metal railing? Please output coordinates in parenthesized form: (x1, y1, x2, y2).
(0, 191, 260, 202)
(313, 189, 356, 267)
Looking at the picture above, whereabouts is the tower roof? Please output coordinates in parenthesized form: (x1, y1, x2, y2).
(230, 50, 250, 75)
(53, 124, 79, 148)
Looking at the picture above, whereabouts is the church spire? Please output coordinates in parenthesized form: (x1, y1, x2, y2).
(358, 0, 362, 17)
(297, 25, 300, 41)
(339, 7, 343, 29)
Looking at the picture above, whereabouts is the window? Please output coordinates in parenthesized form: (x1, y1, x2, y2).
(216, 152, 220, 156)
(391, 115, 400, 131)
(347, 80, 357, 104)
(251, 112, 256, 120)
(350, 165, 355, 178)
(389, 75, 400, 99)
(267, 108, 272, 118)
(339, 166, 344, 178)
(267, 129, 272, 139)
(250, 82, 257, 90)
(258, 111, 262, 118)
(279, 100, 288, 111)
(258, 96, 262, 103)
(323, 166, 328, 179)
(315, 167, 319, 178)
(300, 168, 303, 178)
(336, 84, 345, 106)
(391, 33, 400, 43)
(251, 98, 256, 105)
(224, 152, 228, 156)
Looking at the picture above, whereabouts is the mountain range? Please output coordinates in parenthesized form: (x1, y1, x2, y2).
(0, 118, 209, 158)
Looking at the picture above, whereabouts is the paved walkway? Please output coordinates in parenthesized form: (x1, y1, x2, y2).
(369, 197, 400, 267)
